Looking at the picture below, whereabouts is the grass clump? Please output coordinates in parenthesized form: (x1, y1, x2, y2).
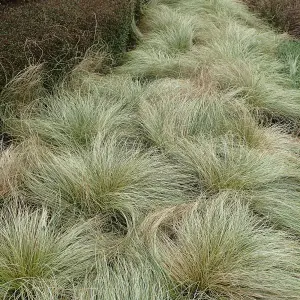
(168, 136, 287, 194)
(139, 5, 200, 53)
(138, 79, 284, 150)
(4, 89, 137, 149)
(141, 193, 300, 299)
(166, 136, 300, 233)
(65, 73, 143, 114)
(117, 4, 204, 79)
(24, 137, 190, 221)
(249, 186, 300, 235)
(0, 207, 95, 299)
(72, 256, 172, 300)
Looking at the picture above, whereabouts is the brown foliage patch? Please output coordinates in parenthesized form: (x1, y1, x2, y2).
(0, 0, 138, 89)
(243, 0, 300, 37)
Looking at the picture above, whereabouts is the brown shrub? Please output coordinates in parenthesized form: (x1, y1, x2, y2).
(243, 0, 300, 37)
(0, 0, 138, 90)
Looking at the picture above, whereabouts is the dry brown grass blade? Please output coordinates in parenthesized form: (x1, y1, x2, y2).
(139, 200, 201, 250)
(0, 63, 45, 117)
(0, 136, 50, 198)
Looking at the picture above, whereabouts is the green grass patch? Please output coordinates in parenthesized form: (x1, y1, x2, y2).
(278, 40, 300, 89)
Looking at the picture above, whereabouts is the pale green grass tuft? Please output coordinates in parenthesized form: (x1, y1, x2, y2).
(72, 256, 172, 300)
(208, 61, 300, 119)
(118, 46, 200, 79)
(138, 79, 283, 150)
(5, 88, 137, 149)
(168, 136, 288, 194)
(141, 193, 300, 299)
(24, 137, 191, 221)
(278, 40, 300, 89)
(139, 5, 201, 52)
(0, 208, 95, 299)
(249, 186, 300, 235)
(66, 74, 143, 111)
(117, 4, 205, 78)
(166, 133, 300, 233)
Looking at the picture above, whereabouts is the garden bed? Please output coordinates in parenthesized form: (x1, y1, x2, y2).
(0, 0, 139, 90)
